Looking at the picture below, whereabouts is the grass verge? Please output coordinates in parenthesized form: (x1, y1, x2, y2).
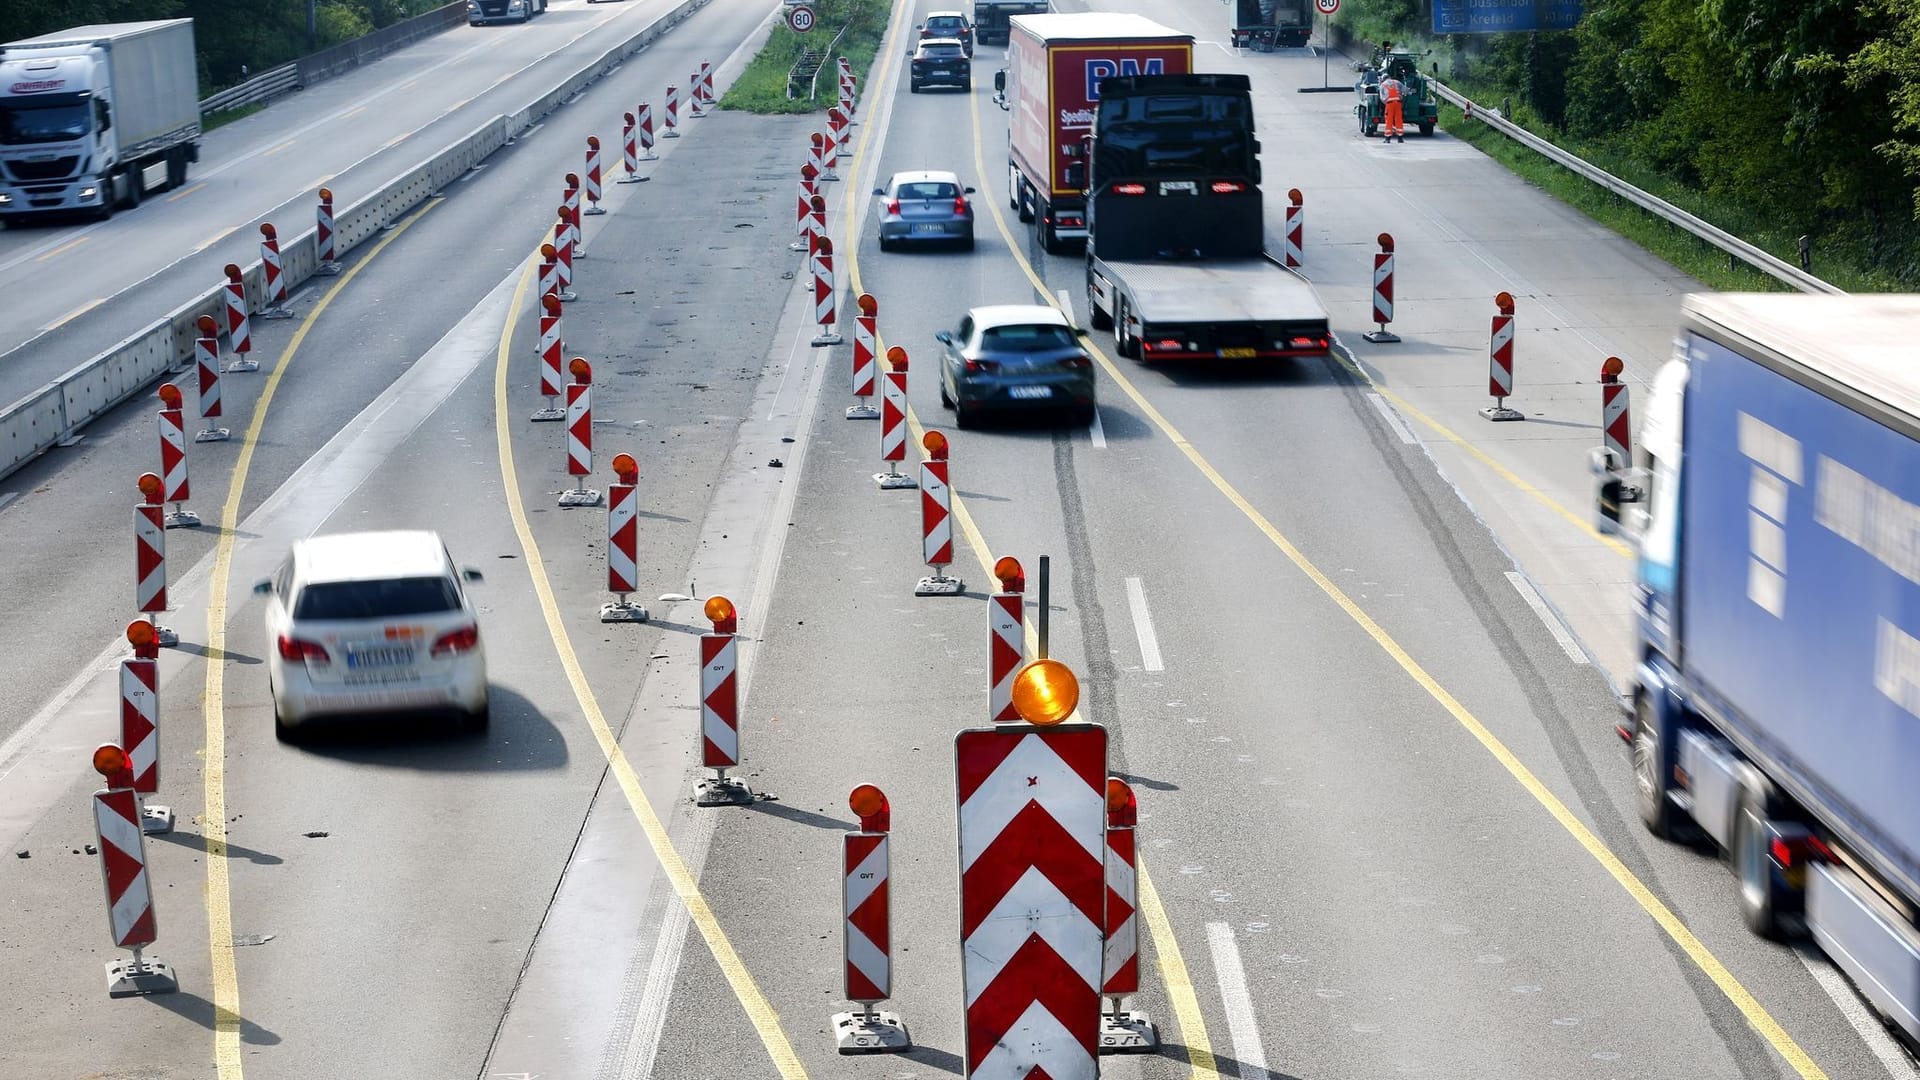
(202, 104, 265, 133)
(1436, 99, 1906, 294)
(721, 0, 890, 115)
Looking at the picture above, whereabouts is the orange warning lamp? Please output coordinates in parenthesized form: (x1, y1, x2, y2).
(705, 595, 737, 634)
(1011, 659, 1078, 726)
(922, 430, 948, 461)
(858, 293, 878, 317)
(136, 473, 163, 504)
(92, 742, 132, 786)
(587, 135, 600, 149)
(1494, 291, 1515, 316)
(565, 171, 580, 188)
(811, 132, 825, 147)
(1377, 232, 1395, 253)
(569, 357, 592, 383)
(260, 222, 277, 240)
(994, 556, 1024, 594)
(196, 314, 218, 336)
(886, 346, 908, 372)
(319, 187, 333, 203)
(543, 293, 563, 317)
(541, 242, 557, 261)
(1288, 187, 1303, 206)
(815, 236, 833, 256)
(1600, 356, 1624, 384)
(810, 194, 827, 213)
(611, 453, 638, 484)
(849, 783, 890, 833)
(126, 619, 157, 659)
(224, 263, 243, 282)
(802, 161, 818, 181)
(557, 204, 569, 220)
(1106, 776, 1136, 828)
(157, 383, 182, 409)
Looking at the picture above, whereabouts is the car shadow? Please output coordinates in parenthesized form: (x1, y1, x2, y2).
(278, 683, 569, 771)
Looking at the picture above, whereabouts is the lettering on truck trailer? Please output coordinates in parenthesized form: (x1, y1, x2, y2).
(1082, 57, 1163, 102)
(9, 79, 68, 93)
(1737, 412, 1802, 617)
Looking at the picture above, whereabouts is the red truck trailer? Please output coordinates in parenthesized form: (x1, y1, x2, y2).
(992, 13, 1191, 253)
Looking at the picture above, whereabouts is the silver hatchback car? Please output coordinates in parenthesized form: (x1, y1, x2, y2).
(875, 170, 975, 251)
(937, 305, 1096, 428)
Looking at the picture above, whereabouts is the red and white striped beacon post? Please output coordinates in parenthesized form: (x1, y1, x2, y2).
(537, 243, 560, 311)
(132, 473, 176, 647)
(662, 85, 681, 138)
(558, 358, 602, 508)
(812, 236, 842, 346)
(154, 384, 200, 528)
(846, 292, 880, 419)
(832, 783, 912, 1052)
(601, 453, 649, 623)
(690, 63, 710, 118)
(916, 431, 964, 596)
(821, 119, 843, 182)
(1283, 187, 1304, 268)
(532, 291, 567, 421)
(696, 596, 753, 806)
(222, 263, 257, 372)
(564, 173, 586, 256)
(989, 557, 1026, 721)
(1363, 232, 1400, 343)
(552, 206, 578, 301)
(316, 187, 343, 275)
(617, 114, 643, 183)
(584, 137, 607, 214)
(955, 660, 1106, 1080)
(120, 620, 173, 834)
(810, 191, 828, 253)
(192, 315, 229, 442)
(257, 224, 295, 319)
(838, 58, 857, 124)
(1482, 291, 1524, 421)
(637, 102, 658, 160)
(91, 742, 178, 997)
(1100, 776, 1156, 1050)
(1600, 355, 1632, 469)
(791, 162, 820, 253)
(875, 346, 916, 490)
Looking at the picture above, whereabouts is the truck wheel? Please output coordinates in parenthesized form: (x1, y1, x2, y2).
(1088, 290, 1113, 331)
(1632, 696, 1677, 838)
(1733, 789, 1786, 939)
(119, 170, 142, 211)
(1041, 219, 1063, 255)
(1017, 182, 1034, 224)
(1115, 299, 1139, 359)
(166, 150, 188, 189)
(1008, 164, 1020, 211)
(1419, 121, 1435, 137)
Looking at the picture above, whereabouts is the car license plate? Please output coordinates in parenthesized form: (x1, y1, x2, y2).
(914, 223, 945, 234)
(1008, 386, 1052, 399)
(1221, 347, 1257, 358)
(347, 646, 412, 669)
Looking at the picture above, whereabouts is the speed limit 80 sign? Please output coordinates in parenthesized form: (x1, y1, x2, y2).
(1315, 0, 1339, 13)
(787, 3, 815, 32)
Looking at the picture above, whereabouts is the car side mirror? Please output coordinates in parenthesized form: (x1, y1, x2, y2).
(964, 185, 976, 194)
(935, 330, 953, 344)
(873, 187, 886, 196)
(994, 70, 1006, 93)
(463, 567, 485, 583)
(252, 578, 273, 596)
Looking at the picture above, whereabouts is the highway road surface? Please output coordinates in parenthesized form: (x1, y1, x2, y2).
(1, 0, 1916, 1077)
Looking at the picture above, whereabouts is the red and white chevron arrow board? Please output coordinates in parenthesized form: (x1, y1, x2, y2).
(700, 632, 738, 768)
(956, 726, 1108, 1080)
(845, 832, 891, 1002)
(94, 788, 158, 948)
(134, 504, 166, 614)
(1102, 824, 1137, 995)
(881, 371, 908, 462)
(988, 593, 1023, 722)
(921, 459, 953, 567)
(121, 659, 160, 795)
(566, 383, 592, 477)
(158, 408, 189, 503)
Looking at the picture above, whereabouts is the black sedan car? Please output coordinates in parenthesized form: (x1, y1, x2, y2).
(910, 39, 971, 92)
(937, 305, 1096, 428)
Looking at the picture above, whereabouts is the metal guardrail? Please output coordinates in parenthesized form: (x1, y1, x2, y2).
(0, 0, 719, 484)
(1427, 79, 1844, 296)
(199, 63, 301, 115)
(807, 21, 854, 102)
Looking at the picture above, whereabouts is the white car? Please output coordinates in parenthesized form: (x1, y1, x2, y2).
(259, 530, 489, 740)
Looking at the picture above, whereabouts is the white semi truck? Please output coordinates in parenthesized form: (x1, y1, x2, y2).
(0, 19, 201, 222)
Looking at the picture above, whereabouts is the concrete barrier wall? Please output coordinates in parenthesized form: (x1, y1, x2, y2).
(0, 0, 716, 483)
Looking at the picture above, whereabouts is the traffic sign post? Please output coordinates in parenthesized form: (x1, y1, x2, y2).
(1299, 0, 1345, 93)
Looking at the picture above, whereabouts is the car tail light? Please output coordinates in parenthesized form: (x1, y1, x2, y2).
(277, 635, 330, 665)
(963, 357, 998, 372)
(887, 198, 900, 214)
(431, 625, 480, 657)
(1111, 183, 1146, 195)
(953, 195, 969, 214)
(1058, 214, 1083, 227)
(1061, 354, 1092, 369)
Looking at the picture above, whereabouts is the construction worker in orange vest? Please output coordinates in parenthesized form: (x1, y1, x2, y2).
(1379, 69, 1406, 143)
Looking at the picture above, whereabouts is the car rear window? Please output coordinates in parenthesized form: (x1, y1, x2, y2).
(899, 181, 959, 199)
(294, 577, 460, 620)
(928, 17, 966, 31)
(982, 324, 1076, 349)
(921, 44, 965, 57)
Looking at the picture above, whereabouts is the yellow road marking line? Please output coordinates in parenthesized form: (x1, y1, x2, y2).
(44, 297, 104, 330)
(341, 105, 367, 119)
(263, 139, 297, 157)
(194, 225, 238, 254)
(200, 200, 441, 1079)
(838, 26, 1222, 1075)
(35, 235, 89, 262)
(493, 268, 809, 1079)
(167, 182, 206, 202)
(1337, 358, 1633, 558)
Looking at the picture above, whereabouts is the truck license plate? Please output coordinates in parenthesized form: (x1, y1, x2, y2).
(1159, 180, 1198, 195)
(1008, 386, 1053, 399)
(1221, 347, 1257, 358)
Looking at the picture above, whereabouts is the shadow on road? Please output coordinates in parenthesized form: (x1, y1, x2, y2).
(740, 798, 855, 832)
(149, 828, 284, 866)
(144, 987, 283, 1045)
(279, 684, 569, 771)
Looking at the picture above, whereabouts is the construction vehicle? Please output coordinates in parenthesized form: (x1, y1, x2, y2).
(1229, 0, 1312, 51)
(1354, 45, 1438, 137)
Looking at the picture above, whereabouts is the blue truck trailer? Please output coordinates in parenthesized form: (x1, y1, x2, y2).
(1599, 293, 1920, 1043)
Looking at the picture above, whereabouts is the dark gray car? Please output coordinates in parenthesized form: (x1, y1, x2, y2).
(910, 39, 972, 92)
(937, 305, 1096, 428)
